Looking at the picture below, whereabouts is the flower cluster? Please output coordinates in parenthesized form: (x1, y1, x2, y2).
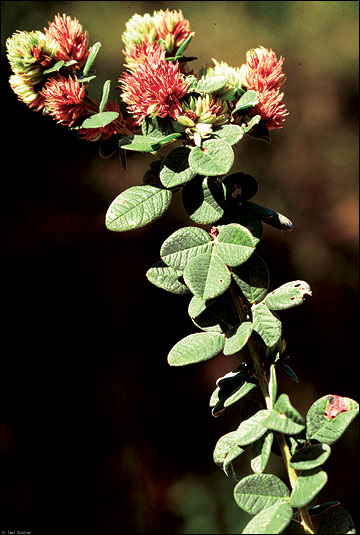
(7, 9, 288, 149)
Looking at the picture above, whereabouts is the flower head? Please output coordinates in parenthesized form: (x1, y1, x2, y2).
(119, 47, 188, 125)
(122, 41, 161, 71)
(122, 13, 157, 47)
(40, 74, 86, 126)
(240, 47, 288, 130)
(45, 13, 89, 67)
(153, 9, 191, 54)
(6, 30, 58, 85)
(9, 74, 45, 111)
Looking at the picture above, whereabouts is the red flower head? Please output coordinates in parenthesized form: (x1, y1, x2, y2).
(119, 46, 189, 125)
(45, 13, 89, 67)
(40, 74, 86, 126)
(123, 41, 161, 71)
(78, 99, 136, 142)
(242, 47, 288, 130)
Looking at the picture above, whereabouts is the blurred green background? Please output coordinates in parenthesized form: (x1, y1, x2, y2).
(2, 1, 358, 533)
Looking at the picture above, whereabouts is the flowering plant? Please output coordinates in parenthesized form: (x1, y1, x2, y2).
(6, 9, 358, 535)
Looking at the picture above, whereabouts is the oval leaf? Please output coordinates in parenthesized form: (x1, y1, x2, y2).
(213, 223, 256, 267)
(183, 253, 231, 300)
(106, 185, 172, 232)
(119, 134, 161, 152)
(196, 75, 228, 93)
(318, 505, 356, 534)
(224, 321, 253, 356)
(160, 226, 212, 270)
(231, 253, 270, 304)
(81, 111, 119, 129)
(160, 146, 197, 187)
(306, 395, 359, 445)
(243, 502, 293, 534)
(188, 294, 237, 333)
(236, 410, 271, 446)
(265, 281, 312, 310)
(247, 201, 293, 231)
(290, 468, 328, 508)
(264, 394, 305, 435)
(167, 332, 225, 366)
(250, 431, 274, 474)
(82, 41, 101, 76)
(146, 261, 189, 295)
(212, 124, 244, 146)
(234, 473, 290, 515)
(251, 302, 282, 348)
(99, 79, 111, 113)
(289, 444, 331, 470)
(189, 139, 234, 176)
(182, 175, 225, 224)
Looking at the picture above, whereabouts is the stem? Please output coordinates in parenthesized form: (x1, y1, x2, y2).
(229, 283, 316, 534)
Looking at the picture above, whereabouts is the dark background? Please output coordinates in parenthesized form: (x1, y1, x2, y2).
(1, 2, 358, 534)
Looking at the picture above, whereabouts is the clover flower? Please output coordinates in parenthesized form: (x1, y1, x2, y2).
(45, 13, 89, 67)
(78, 99, 136, 142)
(240, 47, 288, 130)
(9, 74, 45, 111)
(122, 9, 191, 57)
(40, 74, 86, 126)
(122, 41, 161, 71)
(6, 30, 58, 86)
(119, 46, 188, 125)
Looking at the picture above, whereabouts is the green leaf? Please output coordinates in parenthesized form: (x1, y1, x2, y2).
(167, 331, 225, 366)
(290, 444, 331, 470)
(212, 124, 244, 146)
(196, 76, 228, 93)
(318, 505, 356, 534)
(306, 395, 359, 445)
(232, 90, 259, 114)
(240, 115, 261, 133)
(213, 431, 245, 478)
(264, 394, 305, 435)
(251, 302, 282, 348)
(146, 261, 189, 295)
(159, 146, 197, 188)
(242, 503, 293, 534)
(224, 321, 253, 355)
(213, 223, 256, 267)
(250, 431, 274, 474)
(269, 365, 277, 409)
(106, 185, 172, 232)
(236, 410, 271, 446)
(290, 468, 328, 508)
(188, 293, 237, 333)
(82, 41, 101, 76)
(119, 134, 161, 152)
(231, 253, 270, 304)
(189, 139, 234, 176)
(160, 226, 212, 270)
(229, 203, 263, 245)
(81, 111, 119, 129)
(141, 116, 172, 138)
(99, 79, 111, 113)
(247, 201, 293, 231)
(223, 380, 258, 408)
(182, 175, 225, 224)
(234, 473, 290, 514)
(223, 172, 259, 202)
(265, 281, 312, 310)
(174, 32, 195, 57)
(43, 60, 65, 74)
(183, 253, 231, 300)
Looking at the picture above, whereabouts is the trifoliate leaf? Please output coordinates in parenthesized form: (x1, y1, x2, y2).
(167, 331, 225, 366)
(232, 90, 259, 115)
(264, 394, 305, 435)
(188, 293, 237, 333)
(212, 124, 244, 146)
(213, 430, 245, 479)
(106, 185, 172, 232)
(231, 253, 270, 304)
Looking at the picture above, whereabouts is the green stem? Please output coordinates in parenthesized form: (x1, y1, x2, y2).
(229, 283, 316, 535)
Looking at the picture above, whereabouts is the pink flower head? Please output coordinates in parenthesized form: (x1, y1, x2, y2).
(242, 47, 288, 130)
(40, 74, 86, 126)
(119, 46, 189, 125)
(122, 41, 161, 71)
(45, 13, 89, 67)
(78, 99, 136, 142)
